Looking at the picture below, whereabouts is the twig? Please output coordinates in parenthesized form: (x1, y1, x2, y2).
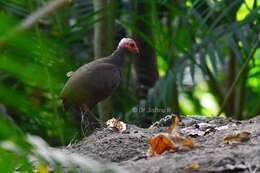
(217, 34, 260, 116)
(17, 0, 71, 32)
(0, 0, 71, 47)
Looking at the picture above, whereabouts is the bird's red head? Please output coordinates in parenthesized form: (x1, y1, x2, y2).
(117, 38, 139, 53)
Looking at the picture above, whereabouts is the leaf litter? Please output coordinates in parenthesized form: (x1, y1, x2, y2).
(106, 118, 127, 133)
(147, 115, 196, 157)
(224, 131, 251, 144)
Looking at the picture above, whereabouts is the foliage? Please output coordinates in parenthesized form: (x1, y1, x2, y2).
(0, 113, 128, 173)
(122, 0, 260, 119)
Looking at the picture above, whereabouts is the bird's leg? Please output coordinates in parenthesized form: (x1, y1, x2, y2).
(79, 107, 87, 137)
(82, 104, 90, 113)
(82, 104, 102, 127)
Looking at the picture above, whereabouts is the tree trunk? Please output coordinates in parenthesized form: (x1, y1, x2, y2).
(93, 0, 116, 121)
(224, 0, 242, 118)
(236, 69, 247, 120)
(132, 0, 159, 99)
(166, 4, 179, 114)
(227, 49, 236, 118)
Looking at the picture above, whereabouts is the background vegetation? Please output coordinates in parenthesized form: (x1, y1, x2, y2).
(0, 0, 259, 172)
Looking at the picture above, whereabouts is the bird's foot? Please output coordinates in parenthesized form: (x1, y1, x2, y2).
(80, 108, 88, 137)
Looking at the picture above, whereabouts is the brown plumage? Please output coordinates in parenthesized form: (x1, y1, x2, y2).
(60, 38, 139, 121)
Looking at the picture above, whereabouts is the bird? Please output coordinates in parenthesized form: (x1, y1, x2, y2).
(60, 38, 139, 128)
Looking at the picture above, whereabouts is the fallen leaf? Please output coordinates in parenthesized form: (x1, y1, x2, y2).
(170, 132, 196, 148)
(148, 115, 196, 157)
(224, 131, 251, 144)
(166, 115, 181, 133)
(147, 133, 175, 156)
(185, 163, 200, 171)
(106, 118, 126, 133)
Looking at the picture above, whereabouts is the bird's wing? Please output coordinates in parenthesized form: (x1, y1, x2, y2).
(83, 63, 121, 92)
(60, 62, 121, 106)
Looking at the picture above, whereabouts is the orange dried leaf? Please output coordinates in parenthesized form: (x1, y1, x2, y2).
(182, 138, 195, 148)
(148, 133, 175, 156)
(166, 115, 181, 133)
(224, 131, 251, 144)
(148, 115, 196, 157)
(171, 132, 195, 148)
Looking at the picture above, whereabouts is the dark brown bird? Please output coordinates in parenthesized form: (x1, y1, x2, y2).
(60, 38, 139, 126)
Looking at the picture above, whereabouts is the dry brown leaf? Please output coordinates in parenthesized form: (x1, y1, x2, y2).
(185, 163, 200, 171)
(147, 116, 196, 156)
(106, 118, 126, 133)
(224, 131, 251, 144)
(148, 115, 197, 157)
(166, 115, 181, 133)
(171, 132, 196, 148)
(147, 133, 175, 156)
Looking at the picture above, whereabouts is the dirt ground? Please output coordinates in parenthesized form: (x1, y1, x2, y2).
(66, 115, 260, 173)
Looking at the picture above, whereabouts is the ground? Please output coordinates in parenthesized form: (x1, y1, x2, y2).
(66, 115, 260, 173)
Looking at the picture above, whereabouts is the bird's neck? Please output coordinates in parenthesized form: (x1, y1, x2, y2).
(109, 48, 128, 68)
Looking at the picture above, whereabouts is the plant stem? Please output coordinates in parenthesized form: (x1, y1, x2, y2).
(217, 34, 260, 116)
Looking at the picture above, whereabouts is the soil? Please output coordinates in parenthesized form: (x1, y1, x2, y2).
(66, 115, 260, 173)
